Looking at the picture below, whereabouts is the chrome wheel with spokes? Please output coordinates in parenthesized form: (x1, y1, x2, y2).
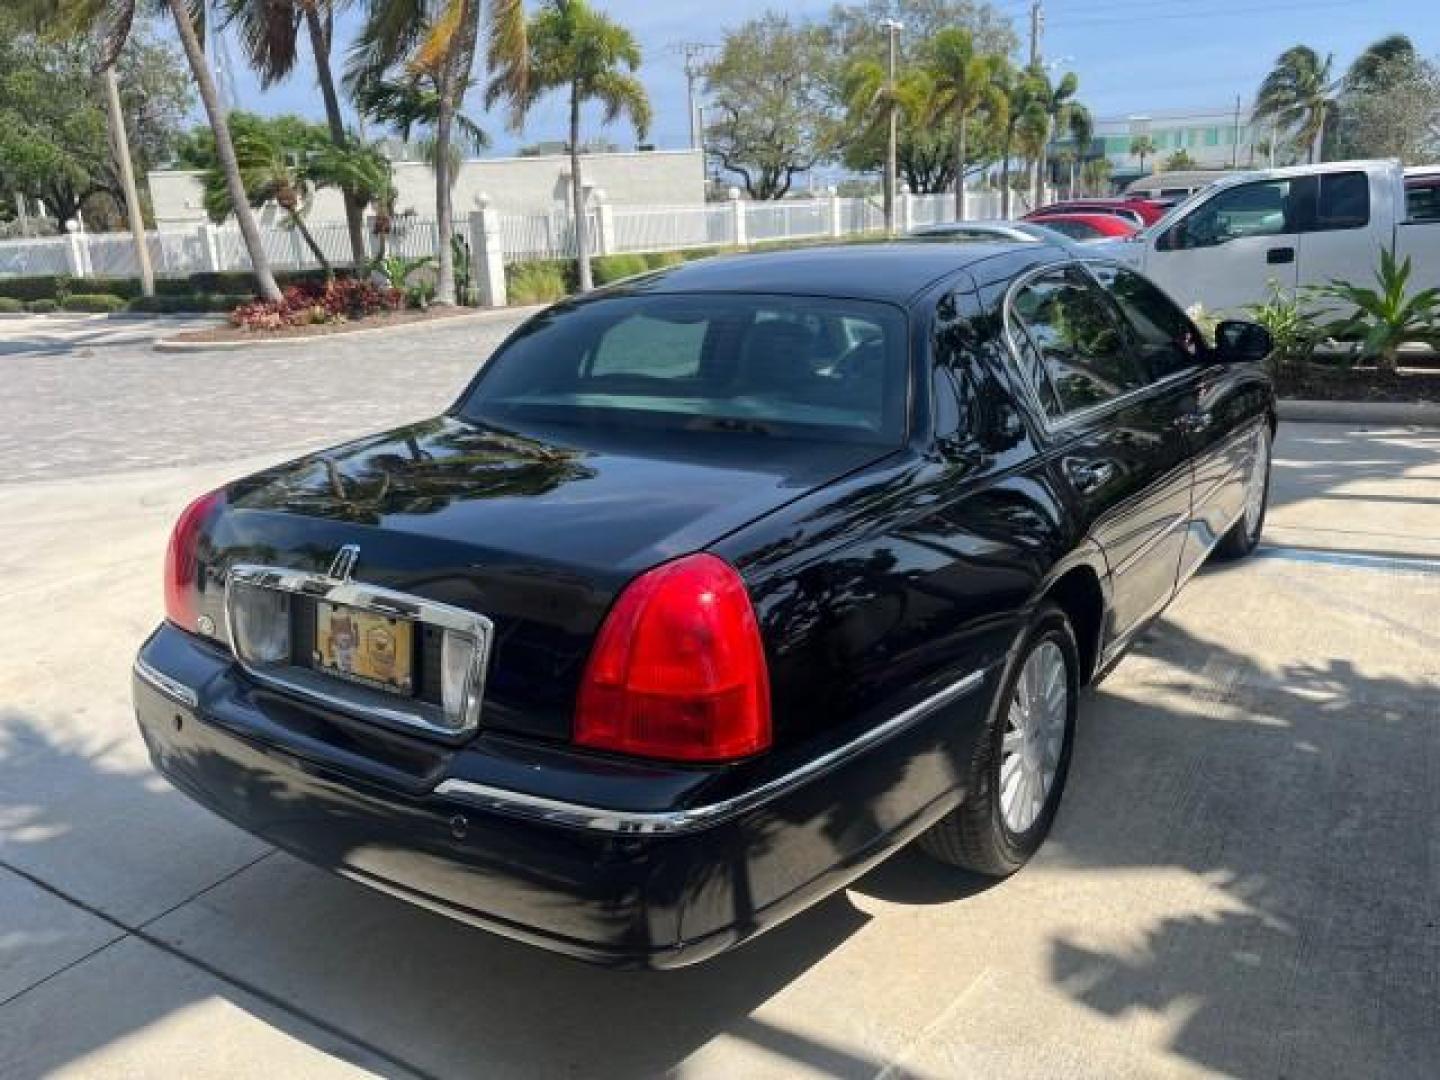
(999, 641, 1068, 835)
(917, 602, 1078, 876)
(1217, 421, 1272, 559)
(1242, 426, 1270, 539)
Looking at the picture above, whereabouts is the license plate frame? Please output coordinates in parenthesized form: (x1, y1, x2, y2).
(312, 600, 416, 697)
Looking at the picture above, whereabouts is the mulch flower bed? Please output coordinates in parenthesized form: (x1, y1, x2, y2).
(169, 304, 482, 344)
(1274, 363, 1440, 404)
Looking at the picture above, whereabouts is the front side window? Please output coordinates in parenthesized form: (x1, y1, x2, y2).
(1008, 267, 1147, 418)
(1164, 179, 1295, 249)
(1087, 264, 1204, 380)
(460, 293, 909, 445)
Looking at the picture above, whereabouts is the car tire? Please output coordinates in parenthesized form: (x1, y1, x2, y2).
(918, 602, 1079, 877)
(1214, 424, 1271, 560)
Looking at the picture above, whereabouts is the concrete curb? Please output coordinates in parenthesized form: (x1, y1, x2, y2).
(1278, 399, 1440, 426)
(152, 304, 544, 353)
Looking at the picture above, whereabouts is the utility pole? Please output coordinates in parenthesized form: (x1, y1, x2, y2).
(882, 18, 902, 235)
(1028, 1, 1044, 69)
(102, 65, 154, 297)
(677, 43, 712, 151)
(1231, 94, 1242, 168)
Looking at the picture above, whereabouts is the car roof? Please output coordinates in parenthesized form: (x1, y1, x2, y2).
(627, 242, 1060, 305)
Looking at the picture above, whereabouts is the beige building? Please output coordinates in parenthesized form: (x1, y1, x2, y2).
(147, 148, 706, 229)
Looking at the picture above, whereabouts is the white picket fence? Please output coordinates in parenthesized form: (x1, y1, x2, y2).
(0, 188, 1039, 301)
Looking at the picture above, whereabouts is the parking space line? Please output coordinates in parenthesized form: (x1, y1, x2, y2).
(1256, 545, 1440, 576)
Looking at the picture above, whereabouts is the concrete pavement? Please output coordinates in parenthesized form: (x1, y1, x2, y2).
(1, 314, 1437, 1078)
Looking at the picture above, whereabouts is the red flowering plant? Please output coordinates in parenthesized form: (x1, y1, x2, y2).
(230, 278, 404, 331)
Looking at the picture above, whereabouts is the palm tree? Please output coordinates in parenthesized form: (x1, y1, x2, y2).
(202, 121, 333, 273)
(1345, 33, 1414, 91)
(1129, 134, 1156, 174)
(493, 0, 649, 293)
(1254, 46, 1336, 164)
(997, 68, 1047, 218)
(1031, 70, 1082, 207)
(29, 0, 282, 299)
(218, 0, 369, 268)
(928, 29, 1005, 219)
(351, 76, 490, 185)
(307, 140, 399, 257)
(350, 0, 527, 306)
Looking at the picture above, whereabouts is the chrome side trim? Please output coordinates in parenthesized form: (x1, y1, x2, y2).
(135, 656, 199, 709)
(1110, 510, 1190, 578)
(434, 668, 990, 835)
(225, 564, 494, 740)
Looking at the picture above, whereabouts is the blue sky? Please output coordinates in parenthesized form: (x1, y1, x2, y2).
(208, 0, 1437, 155)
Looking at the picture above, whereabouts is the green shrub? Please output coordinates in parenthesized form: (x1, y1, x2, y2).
(644, 250, 685, 270)
(507, 260, 572, 304)
(27, 298, 58, 313)
(0, 297, 23, 313)
(128, 292, 250, 314)
(187, 271, 262, 295)
(592, 253, 650, 285)
(0, 275, 69, 302)
(61, 293, 128, 313)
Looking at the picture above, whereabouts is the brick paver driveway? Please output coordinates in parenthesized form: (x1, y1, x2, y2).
(1, 310, 1438, 1079)
(0, 312, 529, 482)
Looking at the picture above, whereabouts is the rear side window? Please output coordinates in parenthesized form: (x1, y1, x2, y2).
(1008, 267, 1147, 418)
(1311, 171, 1371, 231)
(461, 293, 909, 445)
(1408, 182, 1440, 222)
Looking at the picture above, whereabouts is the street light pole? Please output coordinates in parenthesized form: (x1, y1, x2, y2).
(881, 18, 902, 235)
(102, 65, 154, 298)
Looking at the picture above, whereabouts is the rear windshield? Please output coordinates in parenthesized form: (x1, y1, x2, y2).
(458, 292, 910, 445)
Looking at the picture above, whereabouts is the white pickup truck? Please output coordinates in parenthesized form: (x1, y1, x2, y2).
(1101, 160, 1440, 315)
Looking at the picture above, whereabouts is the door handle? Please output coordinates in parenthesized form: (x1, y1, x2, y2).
(1266, 246, 1295, 265)
(1175, 411, 1211, 433)
(1064, 460, 1116, 495)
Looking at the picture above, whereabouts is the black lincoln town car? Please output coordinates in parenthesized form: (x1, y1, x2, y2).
(133, 243, 1275, 968)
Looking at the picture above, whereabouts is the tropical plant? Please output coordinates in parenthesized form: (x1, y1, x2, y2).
(841, 58, 937, 209)
(28, 0, 284, 299)
(1030, 69, 1086, 207)
(997, 67, 1047, 217)
(350, 76, 490, 183)
(927, 29, 1005, 219)
(493, 0, 649, 293)
(1129, 134, 1156, 173)
(507, 259, 570, 304)
(1245, 279, 1318, 373)
(212, 121, 334, 273)
(1254, 46, 1336, 164)
(217, 0, 369, 267)
(1309, 248, 1440, 373)
(1080, 156, 1111, 196)
(369, 253, 437, 300)
(306, 138, 398, 255)
(1163, 149, 1197, 171)
(348, 0, 528, 306)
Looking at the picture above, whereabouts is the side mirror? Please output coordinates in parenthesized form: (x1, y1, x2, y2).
(1214, 320, 1273, 364)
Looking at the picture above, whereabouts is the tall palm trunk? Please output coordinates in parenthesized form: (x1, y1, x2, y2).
(164, 0, 281, 300)
(953, 108, 968, 220)
(570, 82, 593, 292)
(1000, 135, 1012, 218)
(286, 206, 331, 273)
(433, 84, 457, 305)
(303, 4, 366, 268)
(1310, 101, 1326, 164)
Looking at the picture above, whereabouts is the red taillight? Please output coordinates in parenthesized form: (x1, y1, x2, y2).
(575, 554, 771, 762)
(164, 489, 224, 632)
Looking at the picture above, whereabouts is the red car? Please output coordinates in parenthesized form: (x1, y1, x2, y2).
(1024, 197, 1170, 227)
(1022, 212, 1139, 242)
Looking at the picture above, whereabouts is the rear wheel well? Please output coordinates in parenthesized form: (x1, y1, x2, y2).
(1042, 567, 1104, 686)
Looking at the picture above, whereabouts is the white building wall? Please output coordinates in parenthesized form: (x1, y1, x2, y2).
(148, 149, 706, 229)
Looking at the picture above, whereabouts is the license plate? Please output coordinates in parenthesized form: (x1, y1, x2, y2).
(313, 601, 415, 696)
